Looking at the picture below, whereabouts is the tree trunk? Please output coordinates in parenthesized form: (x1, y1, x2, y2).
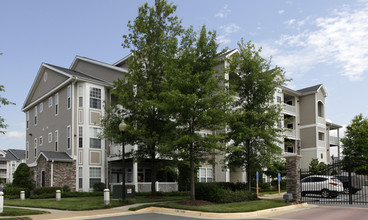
(151, 148, 157, 196)
(246, 140, 251, 192)
(190, 143, 195, 200)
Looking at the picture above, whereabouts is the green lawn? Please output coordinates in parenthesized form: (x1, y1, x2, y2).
(130, 199, 289, 213)
(0, 207, 48, 216)
(4, 195, 188, 211)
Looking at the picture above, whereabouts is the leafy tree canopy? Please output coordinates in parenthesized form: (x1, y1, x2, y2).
(0, 85, 15, 134)
(13, 163, 34, 190)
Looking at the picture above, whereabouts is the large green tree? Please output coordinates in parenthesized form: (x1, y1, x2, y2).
(341, 114, 368, 174)
(165, 26, 229, 200)
(225, 40, 286, 191)
(101, 0, 182, 195)
(0, 85, 15, 134)
(13, 163, 34, 191)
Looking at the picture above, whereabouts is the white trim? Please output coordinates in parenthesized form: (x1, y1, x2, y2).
(301, 147, 326, 152)
(67, 85, 71, 110)
(89, 150, 102, 165)
(299, 123, 327, 129)
(67, 125, 71, 149)
(55, 93, 59, 116)
(55, 130, 59, 152)
(71, 56, 128, 73)
(51, 162, 54, 187)
(113, 53, 132, 66)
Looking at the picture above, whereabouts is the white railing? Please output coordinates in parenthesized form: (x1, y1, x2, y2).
(109, 144, 135, 158)
(317, 116, 325, 125)
(283, 104, 296, 115)
(329, 136, 339, 145)
(111, 182, 178, 193)
(317, 140, 326, 147)
(285, 129, 296, 138)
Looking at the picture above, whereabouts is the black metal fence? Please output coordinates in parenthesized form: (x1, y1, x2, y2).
(300, 158, 368, 205)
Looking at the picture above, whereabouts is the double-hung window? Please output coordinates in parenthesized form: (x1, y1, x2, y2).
(67, 126, 71, 149)
(55, 130, 59, 151)
(89, 167, 101, 189)
(89, 88, 101, 109)
(55, 93, 59, 115)
(26, 111, 29, 129)
(67, 85, 71, 109)
(197, 167, 213, 182)
(90, 127, 101, 148)
(79, 126, 83, 148)
(34, 106, 38, 125)
(34, 138, 37, 157)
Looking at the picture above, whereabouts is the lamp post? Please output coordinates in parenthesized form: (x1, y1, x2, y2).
(119, 120, 127, 201)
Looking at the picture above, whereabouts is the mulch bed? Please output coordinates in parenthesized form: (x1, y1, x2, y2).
(180, 200, 214, 206)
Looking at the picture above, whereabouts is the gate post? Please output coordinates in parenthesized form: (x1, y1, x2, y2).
(284, 153, 302, 203)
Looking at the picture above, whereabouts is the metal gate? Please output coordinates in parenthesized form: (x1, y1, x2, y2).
(300, 158, 368, 205)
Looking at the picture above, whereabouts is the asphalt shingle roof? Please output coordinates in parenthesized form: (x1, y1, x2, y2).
(8, 149, 25, 160)
(40, 151, 73, 162)
(296, 84, 322, 94)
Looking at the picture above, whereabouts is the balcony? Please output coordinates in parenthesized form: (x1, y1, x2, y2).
(329, 136, 339, 146)
(285, 129, 296, 138)
(283, 104, 296, 115)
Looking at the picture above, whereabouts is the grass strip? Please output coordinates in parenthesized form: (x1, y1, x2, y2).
(130, 199, 289, 213)
(4, 195, 189, 211)
(0, 207, 48, 216)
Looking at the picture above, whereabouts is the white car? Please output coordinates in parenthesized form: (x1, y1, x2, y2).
(301, 175, 344, 198)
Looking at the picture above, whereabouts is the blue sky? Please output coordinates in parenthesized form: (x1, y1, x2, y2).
(1, 0, 368, 150)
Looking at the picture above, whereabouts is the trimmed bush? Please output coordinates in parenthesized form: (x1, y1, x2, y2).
(33, 187, 62, 195)
(135, 191, 188, 197)
(62, 185, 70, 192)
(93, 182, 105, 192)
(4, 187, 30, 198)
(195, 182, 224, 203)
(30, 191, 104, 199)
(219, 190, 257, 203)
(259, 182, 271, 191)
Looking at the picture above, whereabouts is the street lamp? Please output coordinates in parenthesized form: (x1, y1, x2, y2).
(119, 120, 127, 201)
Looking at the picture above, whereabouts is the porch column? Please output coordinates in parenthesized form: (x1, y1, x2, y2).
(132, 145, 138, 192)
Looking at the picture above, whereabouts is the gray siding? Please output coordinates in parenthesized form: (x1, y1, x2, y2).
(28, 68, 69, 105)
(299, 94, 315, 126)
(300, 127, 316, 149)
(73, 60, 124, 84)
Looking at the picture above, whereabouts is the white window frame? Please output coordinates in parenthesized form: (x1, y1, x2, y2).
(34, 138, 37, 157)
(26, 111, 29, 129)
(48, 132, 52, 143)
(89, 167, 101, 189)
(55, 130, 59, 152)
(89, 127, 101, 149)
(89, 87, 101, 109)
(197, 167, 213, 183)
(49, 97, 53, 107)
(34, 106, 38, 126)
(39, 102, 43, 113)
(78, 85, 83, 108)
(26, 141, 29, 159)
(67, 85, 71, 110)
(55, 93, 59, 115)
(67, 126, 71, 149)
(39, 136, 43, 146)
(79, 126, 83, 148)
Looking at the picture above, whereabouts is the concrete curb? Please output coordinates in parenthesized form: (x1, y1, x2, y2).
(134, 203, 310, 219)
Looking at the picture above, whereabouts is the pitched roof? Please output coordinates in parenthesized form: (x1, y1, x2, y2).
(216, 48, 239, 60)
(7, 149, 25, 160)
(46, 64, 109, 84)
(296, 84, 322, 94)
(38, 151, 73, 162)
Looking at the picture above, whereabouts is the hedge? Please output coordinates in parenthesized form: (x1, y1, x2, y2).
(33, 187, 62, 195)
(4, 187, 30, 198)
(30, 191, 104, 199)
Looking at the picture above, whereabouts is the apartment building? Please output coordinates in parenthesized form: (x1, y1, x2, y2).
(23, 50, 339, 191)
(0, 149, 26, 184)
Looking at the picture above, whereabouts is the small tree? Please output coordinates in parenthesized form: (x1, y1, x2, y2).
(341, 114, 368, 174)
(225, 40, 286, 191)
(264, 159, 286, 179)
(13, 163, 34, 191)
(308, 158, 327, 175)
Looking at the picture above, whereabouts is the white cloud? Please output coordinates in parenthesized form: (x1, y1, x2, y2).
(272, 2, 368, 80)
(5, 131, 25, 138)
(278, 10, 285, 15)
(216, 4, 231, 18)
(221, 24, 240, 34)
(217, 35, 231, 45)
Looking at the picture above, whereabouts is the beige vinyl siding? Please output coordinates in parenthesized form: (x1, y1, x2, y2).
(300, 127, 316, 149)
(73, 60, 124, 84)
(299, 94, 316, 126)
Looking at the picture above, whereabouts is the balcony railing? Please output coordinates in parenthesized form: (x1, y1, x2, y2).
(283, 104, 296, 115)
(111, 182, 178, 193)
(329, 136, 339, 145)
(317, 116, 325, 125)
(285, 129, 296, 138)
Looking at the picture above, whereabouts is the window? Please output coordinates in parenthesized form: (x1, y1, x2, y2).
(26, 111, 29, 129)
(321, 153, 324, 159)
(55, 130, 58, 152)
(79, 167, 83, 189)
(67, 126, 71, 149)
(318, 101, 324, 117)
(197, 167, 213, 182)
(39, 102, 43, 113)
(90, 88, 101, 109)
(48, 97, 52, 107)
(34, 138, 37, 157)
(318, 132, 325, 141)
(78, 86, 83, 108)
(79, 126, 83, 148)
(277, 96, 282, 103)
(90, 127, 101, 148)
(26, 142, 29, 159)
(89, 167, 101, 188)
(39, 136, 43, 146)
(48, 132, 52, 143)
(34, 106, 38, 125)
(55, 93, 59, 115)
(67, 85, 71, 109)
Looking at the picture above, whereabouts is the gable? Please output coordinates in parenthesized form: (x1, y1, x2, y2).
(72, 58, 125, 84)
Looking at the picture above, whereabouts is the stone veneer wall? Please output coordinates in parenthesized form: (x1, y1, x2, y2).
(31, 155, 76, 191)
(285, 155, 301, 203)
